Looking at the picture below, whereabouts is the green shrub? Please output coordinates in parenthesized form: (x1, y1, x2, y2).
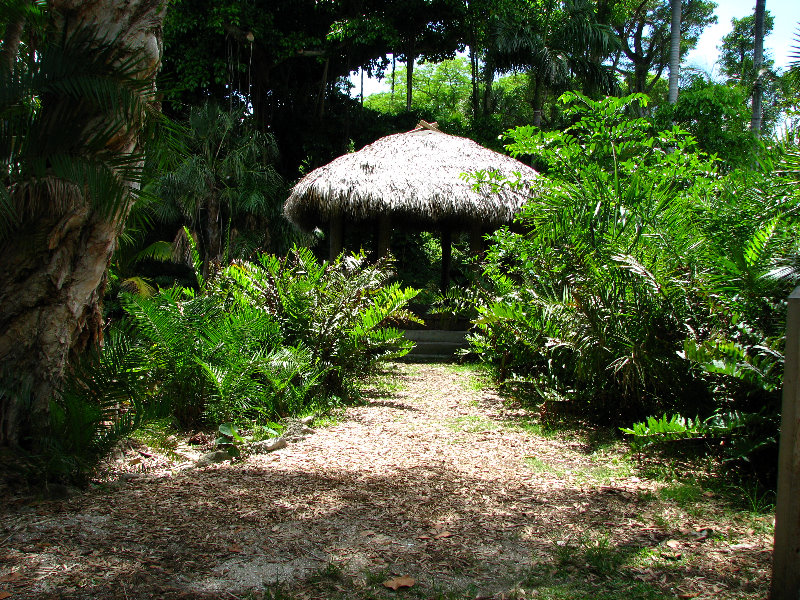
(468, 91, 799, 479)
(11, 332, 169, 485)
(471, 92, 718, 421)
(220, 247, 420, 399)
(115, 246, 419, 429)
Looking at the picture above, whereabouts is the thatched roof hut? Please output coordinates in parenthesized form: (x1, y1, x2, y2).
(284, 121, 540, 233)
(283, 122, 540, 290)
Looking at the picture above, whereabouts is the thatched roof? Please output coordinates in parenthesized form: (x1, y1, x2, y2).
(284, 122, 540, 232)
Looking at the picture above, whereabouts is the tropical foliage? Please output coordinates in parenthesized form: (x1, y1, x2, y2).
(27, 244, 418, 482)
(466, 92, 799, 480)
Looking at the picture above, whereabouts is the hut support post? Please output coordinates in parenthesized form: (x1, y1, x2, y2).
(377, 215, 391, 259)
(772, 286, 800, 599)
(440, 227, 452, 293)
(469, 223, 484, 257)
(329, 214, 343, 261)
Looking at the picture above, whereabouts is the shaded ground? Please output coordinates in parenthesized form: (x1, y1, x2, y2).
(0, 364, 773, 599)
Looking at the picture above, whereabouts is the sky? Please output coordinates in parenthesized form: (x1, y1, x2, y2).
(352, 1, 799, 97)
(685, 0, 799, 77)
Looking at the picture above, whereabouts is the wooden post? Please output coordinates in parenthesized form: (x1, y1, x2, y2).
(771, 286, 800, 599)
(440, 227, 452, 293)
(376, 214, 391, 259)
(329, 214, 343, 262)
(469, 223, 484, 257)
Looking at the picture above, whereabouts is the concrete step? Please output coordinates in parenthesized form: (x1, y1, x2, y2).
(403, 329, 468, 344)
(408, 341, 463, 356)
(402, 329, 470, 360)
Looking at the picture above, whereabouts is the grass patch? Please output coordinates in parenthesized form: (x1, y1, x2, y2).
(524, 456, 565, 477)
(728, 481, 776, 514)
(358, 363, 409, 401)
(507, 419, 560, 439)
(520, 562, 669, 600)
(567, 451, 636, 485)
(310, 408, 347, 428)
(446, 415, 498, 433)
(659, 481, 704, 504)
(445, 363, 491, 392)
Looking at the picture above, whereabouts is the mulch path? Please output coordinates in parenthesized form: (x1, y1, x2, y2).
(0, 364, 773, 599)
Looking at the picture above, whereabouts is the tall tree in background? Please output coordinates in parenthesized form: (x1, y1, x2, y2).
(0, 0, 165, 447)
(717, 8, 779, 133)
(613, 0, 716, 97)
(750, 0, 767, 133)
(718, 9, 774, 82)
(487, 0, 618, 127)
(152, 102, 286, 277)
(668, 0, 682, 103)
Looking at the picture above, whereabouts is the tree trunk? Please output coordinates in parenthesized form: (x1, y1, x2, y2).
(316, 57, 329, 119)
(482, 59, 494, 115)
(470, 43, 479, 119)
(406, 41, 415, 112)
(0, 0, 165, 448)
(750, 0, 766, 134)
(391, 54, 396, 103)
(667, 0, 682, 105)
(531, 75, 544, 128)
(203, 194, 223, 280)
(440, 227, 452, 293)
(0, 6, 27, 72)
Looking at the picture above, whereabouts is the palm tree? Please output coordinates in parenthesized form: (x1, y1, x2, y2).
(750, 0, 767, 133)
(668, 0, 682, 104)
(486, 0, 618, 127)
(0, 1, 165, 448)
(151, 102, 286, 279)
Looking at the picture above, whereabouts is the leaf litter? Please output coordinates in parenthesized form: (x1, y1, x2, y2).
(0, 363, 773, 599)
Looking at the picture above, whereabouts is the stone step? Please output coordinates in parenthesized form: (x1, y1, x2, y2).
(402, 329, 471, 361)
(408, 341, 463, 356)
(403, 329, 469, 344)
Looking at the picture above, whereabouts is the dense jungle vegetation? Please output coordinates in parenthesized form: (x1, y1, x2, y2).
(0, 0, 799, 495)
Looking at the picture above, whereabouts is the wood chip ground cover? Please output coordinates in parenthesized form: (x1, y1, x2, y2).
(0, 364, 773, 599)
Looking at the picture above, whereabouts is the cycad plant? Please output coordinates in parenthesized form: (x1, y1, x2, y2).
(219, 248, 421, 399)
(473, 92, 719, 420)
(107, 245, 419, 430)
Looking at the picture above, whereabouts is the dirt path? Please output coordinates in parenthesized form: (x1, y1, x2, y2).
(0, 364, 773, 599)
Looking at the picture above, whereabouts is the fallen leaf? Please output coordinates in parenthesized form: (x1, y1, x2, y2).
(0, 591, 12, 599)
(416, 535, 431, 540)
(434, 531, 452, 539)
(227, 544, 243, 553)
(665, 539, 681, 549)
(0, 574, 20, 583)
(383, 575, 416, 590)
(678, 594, 699, 599)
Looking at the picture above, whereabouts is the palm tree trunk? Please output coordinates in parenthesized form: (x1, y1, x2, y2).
(531, 75, 544, 128)
(203, 195, 223, 279)
(750, 0, 766, 134)
(0, 0, 165, 448)
(405, 40, 416, 112)
(0, 5, 27, 72)
(667, 0, 682, 104)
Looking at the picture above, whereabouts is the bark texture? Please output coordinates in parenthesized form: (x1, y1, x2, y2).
(0, 0, 165, 447)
